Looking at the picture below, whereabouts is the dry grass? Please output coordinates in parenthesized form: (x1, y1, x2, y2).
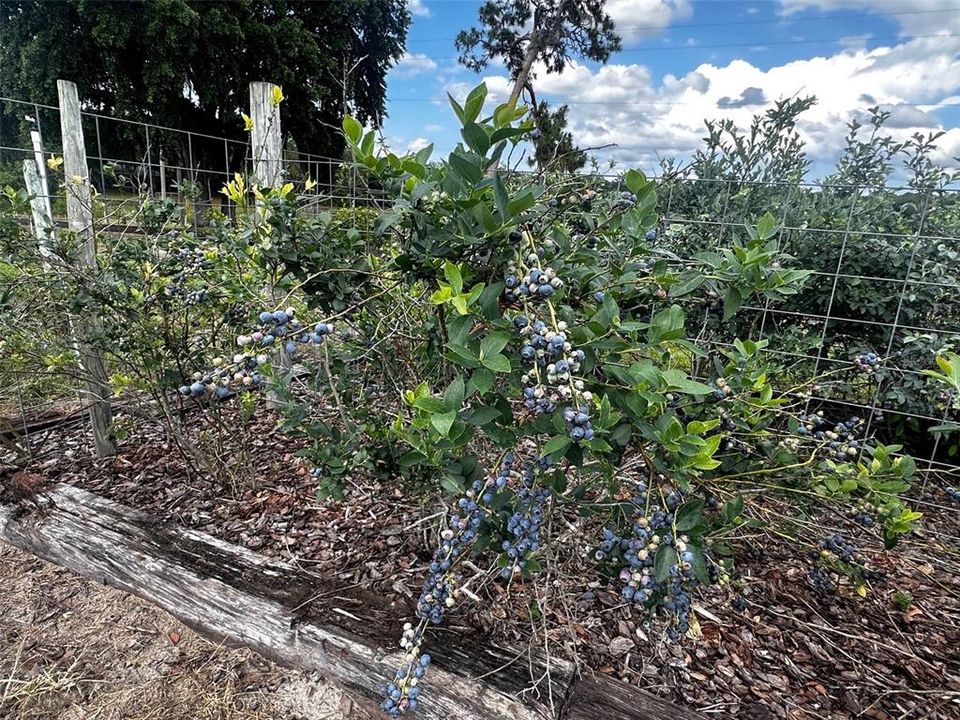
(0, 544, 351, 720)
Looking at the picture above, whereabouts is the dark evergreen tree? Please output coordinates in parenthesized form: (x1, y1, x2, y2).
(0, 0, 409, 170)
(529, 100, 586, 173)
(455, 0, 620, 106)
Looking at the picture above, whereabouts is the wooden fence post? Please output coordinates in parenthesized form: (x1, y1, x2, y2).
(57, 79, 116, 458)
(28, 129, 53, 221)
(249, 81, 290, 408)
(249, 81, 283, 189)
(22, 158, 55, 261)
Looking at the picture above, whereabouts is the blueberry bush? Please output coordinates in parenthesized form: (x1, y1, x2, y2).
(657, 103, 960, 461)
(152, 84, 934, 715)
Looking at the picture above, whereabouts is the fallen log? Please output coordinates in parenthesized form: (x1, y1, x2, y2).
(0, 483, 703, 720)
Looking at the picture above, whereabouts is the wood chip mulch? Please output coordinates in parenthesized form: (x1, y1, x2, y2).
(6, 407, 960, 720)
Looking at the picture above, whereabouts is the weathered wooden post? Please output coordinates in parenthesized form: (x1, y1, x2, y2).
(249, 82, 283, 189)
(249, 81, 290, 407)
(57, 79, 116, 458)
(28, 128, 53, 221)
(22, 158, 55, 261)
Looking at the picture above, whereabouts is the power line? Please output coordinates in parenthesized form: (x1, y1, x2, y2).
(412, 7, 960, 43)
(421, 32, 960, 60)
(388, 96, 960, 110)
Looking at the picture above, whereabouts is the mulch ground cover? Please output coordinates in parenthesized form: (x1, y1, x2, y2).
(5, 404, 960, 719)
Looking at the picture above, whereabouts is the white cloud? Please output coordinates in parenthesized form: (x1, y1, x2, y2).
(452, 33, 960, 175)
(383, 135, 433, 155)
(778, 0, 960, 35)
(606, 0, 693, 43)
(409, 0, 431, 18)
(394, 52, 438, 77)
(407, 137, 432, 153)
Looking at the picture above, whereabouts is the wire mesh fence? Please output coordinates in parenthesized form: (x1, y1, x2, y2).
(1, 94, 958, 472)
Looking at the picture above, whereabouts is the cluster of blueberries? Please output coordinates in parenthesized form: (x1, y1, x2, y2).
(848, 499, 879, 527)
(383, 474, 492, 717)
(162, 247, 213, 304)
(182, 288, 210, 306)
(808, 564, 835, 595)
(563, 405, 595, 442)
(381, 626, 430, 717)
(178, 356, 264, 399)
(178, 307, 335, 399)
(780, 411, 865, 462)
(236, 309, 334, 357)
(501, 456, 550, 579)
(946, 486, 960, 502)
(712, 377, 734, 400)
(416, 479, 488, 626)
(385, 451, 552, 714)
(514, 314, 588, 414)
(504, 263, 562, 302)
(853, 352, 879, 374)
(821, 533, 856, 563)
(615, 190, 639, 209)
(597, 482, 701, 640)
(809, 533, 871, 595)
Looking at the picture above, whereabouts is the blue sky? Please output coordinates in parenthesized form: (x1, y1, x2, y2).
(381, 0, 960, 178)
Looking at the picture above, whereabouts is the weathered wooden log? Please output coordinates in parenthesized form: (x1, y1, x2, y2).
(0, 484, 702, 720)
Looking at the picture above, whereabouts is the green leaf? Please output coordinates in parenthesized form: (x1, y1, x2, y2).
(490, 126, 526, 144)
(463, 83, 487, 123)
(508, 189, 538, 216)
(441, 474, 464, 494)
(443, 375, 465, 410)
(360, 130, 374, 157)
(481, 353, 511, 373)
(447, 94, 465, 123)
(399, 451, 428, 468)
(374, 210, 401, 236)
(755, 211, 778, 240)
(662, 370, 714, 395)
(675, 500, 705, 531)
(430, 286, 452, 304)
(648, 304, 685, 343)
(466, 407, 501, 425)
(413, 143, 434, 164)
(670, 270, 705, 297)
(723, 287, 742, 320)
(448, 152, 482, 185)
(722, 496, 744, 524)
(461, 122, 490, 156)
(431, 410, 457, 437)
(654, 545, 678, 581)
(412, 395, 447, 413)
(443, 261, 463, 295)
(468, 368, 495, 395)
(480, 331, 511, 358)
(342, 115, 362, 144)
(624, 168, 647, 194)
(542, 434, 573, 457)
(493, 172, 511, 221)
